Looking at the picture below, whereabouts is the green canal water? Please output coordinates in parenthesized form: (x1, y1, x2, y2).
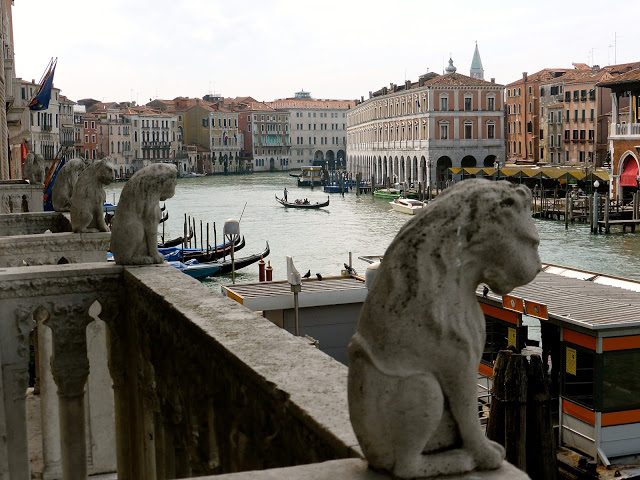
(106, 172, 640, 291)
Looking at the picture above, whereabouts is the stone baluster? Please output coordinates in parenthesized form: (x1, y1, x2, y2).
(43, 300, 95, 480)
(1, 306, 36, 479)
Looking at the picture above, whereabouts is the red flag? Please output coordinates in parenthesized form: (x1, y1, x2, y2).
(20, 141, 28, 167)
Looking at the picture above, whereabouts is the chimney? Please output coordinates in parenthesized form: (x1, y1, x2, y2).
(361, 96, 364, 102)
(491, 78, 495, 84)
(523, 72, 528, 81)
(369, 91, 372, 99)
(405, 80, 411, 89)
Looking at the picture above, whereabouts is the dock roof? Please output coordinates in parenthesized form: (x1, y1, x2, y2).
(481, 265, 640, 334)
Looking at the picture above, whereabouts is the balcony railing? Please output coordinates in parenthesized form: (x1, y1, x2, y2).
(0, 260, 358, 478)
(613, 123, 640, 137)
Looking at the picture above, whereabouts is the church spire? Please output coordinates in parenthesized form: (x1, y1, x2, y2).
(470, 41, 484, 80)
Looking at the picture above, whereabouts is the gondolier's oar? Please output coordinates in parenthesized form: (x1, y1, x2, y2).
(239, 201, 248, 223)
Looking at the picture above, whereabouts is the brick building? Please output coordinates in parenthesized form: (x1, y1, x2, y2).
(597, 68, 640, 200)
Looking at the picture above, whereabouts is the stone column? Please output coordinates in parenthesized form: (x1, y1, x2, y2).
(44, 301, 94, 480)
(611, 92, 619, 134)
(0, 1, 8, 182)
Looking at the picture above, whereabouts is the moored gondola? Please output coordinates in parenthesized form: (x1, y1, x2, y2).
(168, 241, 270, 280)
(275, 194, 329, 209)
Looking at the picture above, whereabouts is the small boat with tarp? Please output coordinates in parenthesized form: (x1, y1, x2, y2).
(389, 198, 427, 215)
(275, 195, 329, 209)
(168, 241, 270, 280)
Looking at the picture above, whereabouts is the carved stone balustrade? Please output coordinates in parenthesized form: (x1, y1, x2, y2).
(0, 212, 114, 479)
(0, 262, 361, 479)
(0, 211, 71, 236)
(0, 181, 43, 213)
(0, 263, 122, 480)
(0, 232, 110, 267)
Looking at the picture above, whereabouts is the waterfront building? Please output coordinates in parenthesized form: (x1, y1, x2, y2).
(598, 68, 640, 200)
(267, 91, 354, 169)
(505, 68, 572, 163)
(18, 79, 61, 168)
(347, 58, 504, 187)
(234, 97, 290, 172)
(203, 97, 243, 174)
(101, 105, 134, 178)
(73, 103, 85, 159)
(125, 106, 180, 172)
(58, 95, 76, 157)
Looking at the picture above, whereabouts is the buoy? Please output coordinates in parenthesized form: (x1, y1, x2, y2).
(265, 260, 273, 281)
(258, 255, 266, 282)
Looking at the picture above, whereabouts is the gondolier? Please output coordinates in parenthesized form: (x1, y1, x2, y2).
(284, 187, 288, 201)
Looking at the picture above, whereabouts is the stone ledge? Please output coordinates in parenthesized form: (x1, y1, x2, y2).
(124, 264, 362, 461)
(196, 458, 530, 480)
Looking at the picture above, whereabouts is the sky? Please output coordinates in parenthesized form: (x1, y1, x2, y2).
(11, 0, 640, 105)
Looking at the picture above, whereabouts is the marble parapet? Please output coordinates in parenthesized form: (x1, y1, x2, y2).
(0, 211, 72, 236)
(0, 182, 44, 213)
(0, 231, 110, 267)
(197, 459, 530, 480)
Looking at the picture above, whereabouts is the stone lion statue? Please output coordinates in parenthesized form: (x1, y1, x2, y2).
(52, 158, 86, 212)
(110, 163, 177, 265)
(348, 179, 541, 478)
(22, 153, 45, 184)
(70, 159, 114, 233)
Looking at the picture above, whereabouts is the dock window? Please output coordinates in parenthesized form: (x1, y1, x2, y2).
(562, 343, 595, 409)
(602, 350, 640, 411)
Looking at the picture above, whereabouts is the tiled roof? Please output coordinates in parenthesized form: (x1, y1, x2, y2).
(507, 68, 573, 86)
(597, 67, 640, 87)
(267, 98, 356, 109)
(424, 72, 502, 87)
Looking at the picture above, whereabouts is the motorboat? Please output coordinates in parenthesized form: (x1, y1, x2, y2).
(389, 197, 427, 215)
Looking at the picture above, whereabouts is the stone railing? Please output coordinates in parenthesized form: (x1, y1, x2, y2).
(0, 212, 72, 236)
(0, 182, 44, 214)
(0, 263, 361, 479)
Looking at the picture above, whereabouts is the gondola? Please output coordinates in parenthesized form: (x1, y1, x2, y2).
(159, 236, 246, 262)
(275, 195, 329, 209)
(168, 241, 270, 280)
(158, 228, 193, 248)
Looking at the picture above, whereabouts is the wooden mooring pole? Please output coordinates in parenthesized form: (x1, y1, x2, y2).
(564, 193, 569, 230)
(487, 351, 557, 480)
(505, 354, 527, 471)
(605, 196, 610, 233)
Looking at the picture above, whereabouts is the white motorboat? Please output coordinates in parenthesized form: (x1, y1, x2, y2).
(389, 197, 427, 215)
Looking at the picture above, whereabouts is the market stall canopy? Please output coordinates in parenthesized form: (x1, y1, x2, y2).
(448, 165, 610, 182)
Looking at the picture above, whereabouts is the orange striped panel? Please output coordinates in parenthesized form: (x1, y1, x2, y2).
(564, 329, 596, 351)
(602, 409, 640, 426)
(478, 362, 494, 377)
(524, 300, 549, 320)
(225, 290, 244, 305)
(563, 399, 595, 426)
(603, 336, 640, 352)
(480, 302, 519, 325)
(502, 295, 524, 313)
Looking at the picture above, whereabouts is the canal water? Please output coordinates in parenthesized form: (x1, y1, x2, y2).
(106, 172, 640, 291)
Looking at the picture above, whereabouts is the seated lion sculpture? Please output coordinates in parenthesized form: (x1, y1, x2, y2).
(70, 159, 114, 233)
(110, 163, 177, 265)
(52, 158, 86, 212)
(348, 179, 541, 478)
(22, 153, 45, 184)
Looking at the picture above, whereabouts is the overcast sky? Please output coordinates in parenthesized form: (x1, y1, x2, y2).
(12, 0, 640, 105)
